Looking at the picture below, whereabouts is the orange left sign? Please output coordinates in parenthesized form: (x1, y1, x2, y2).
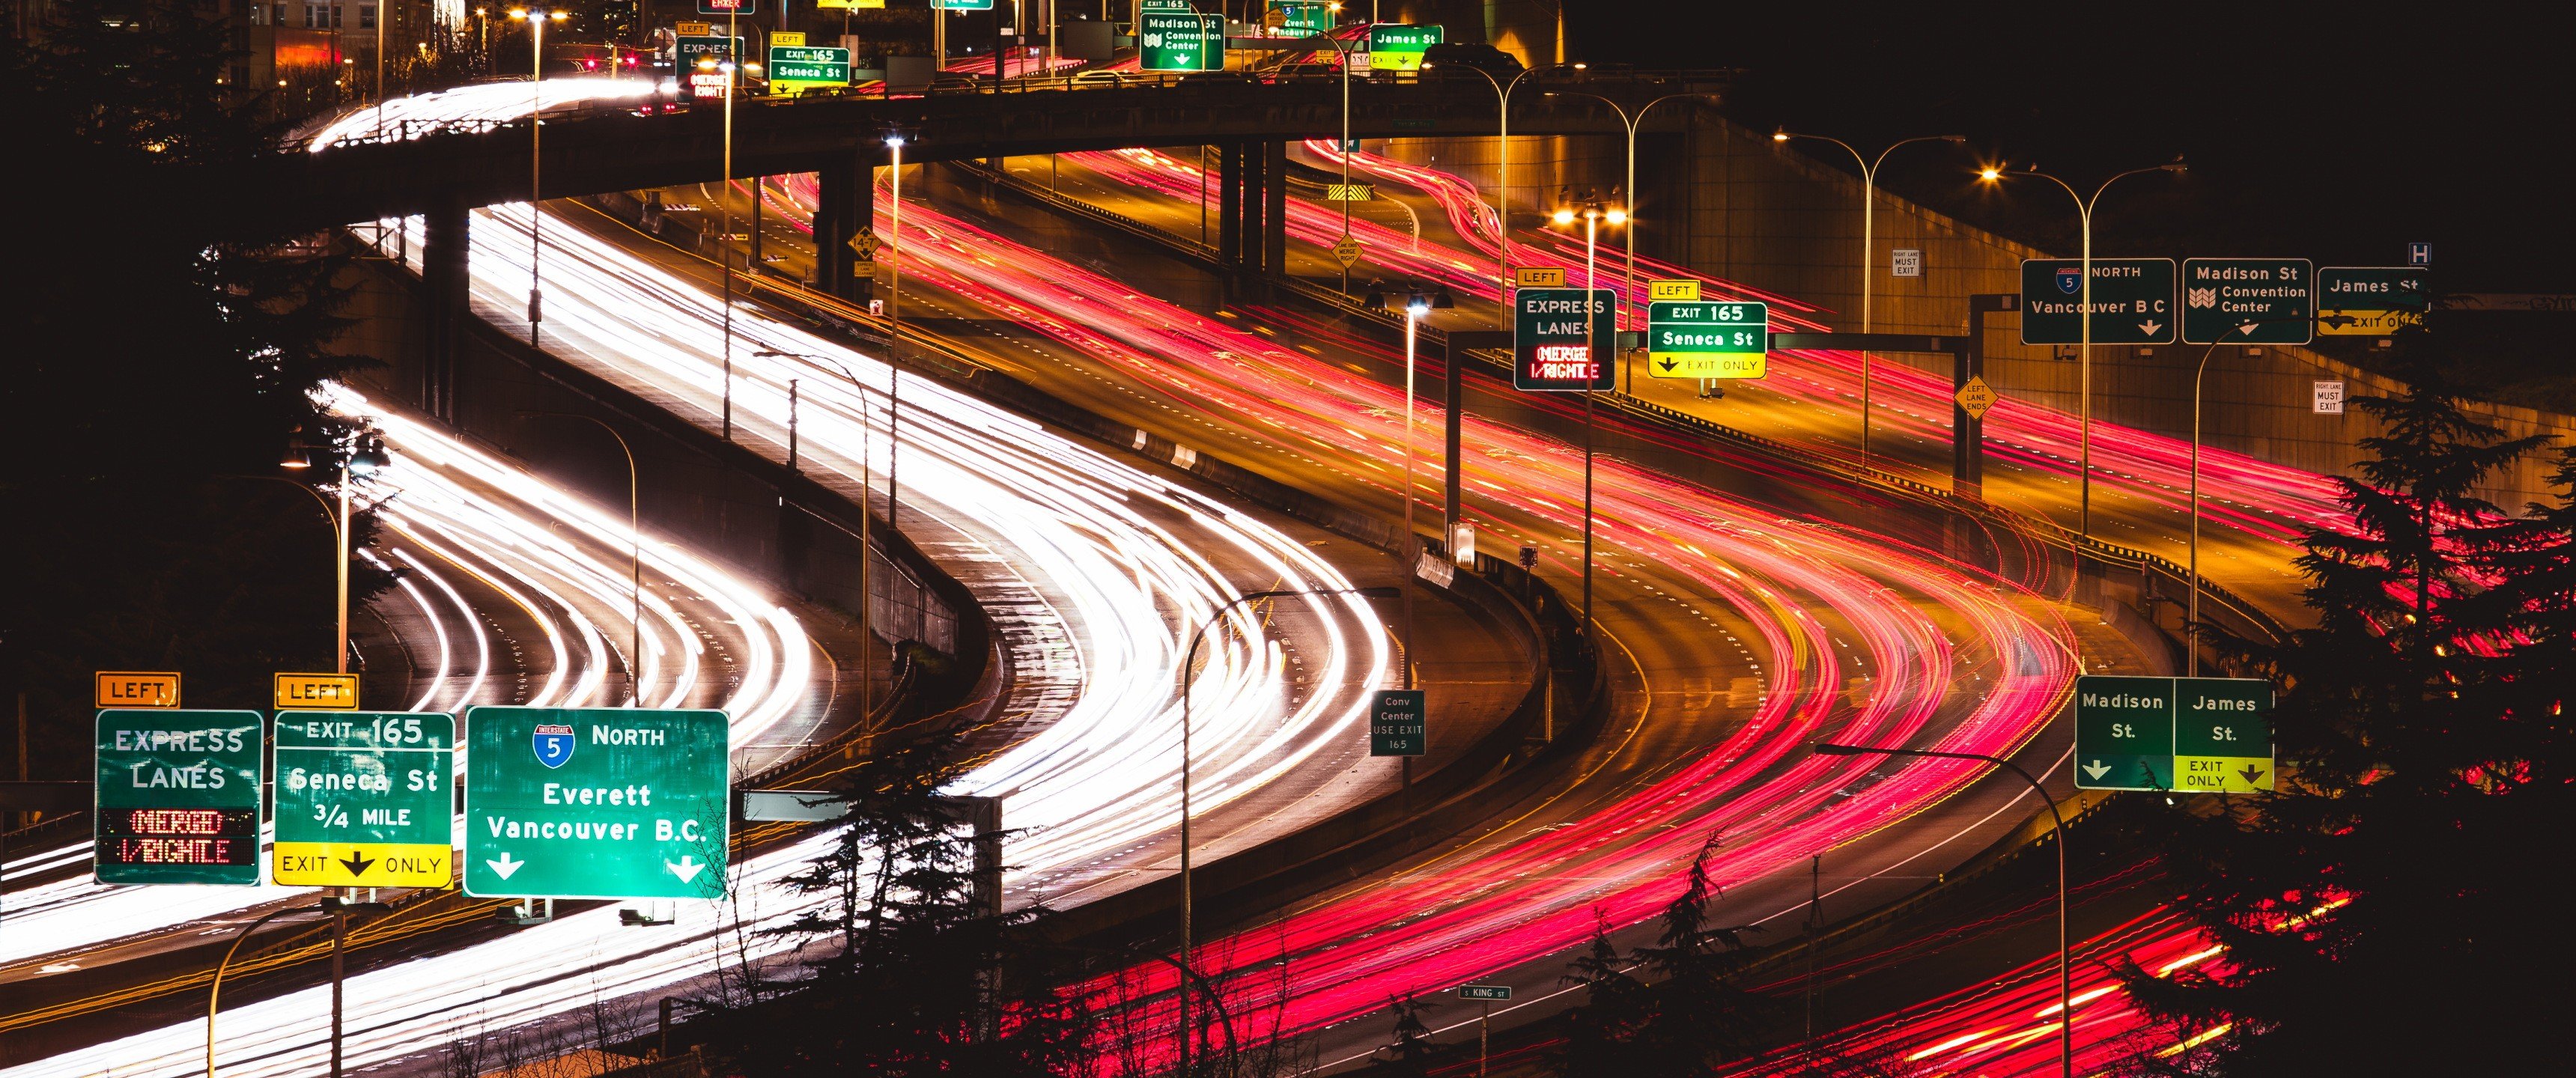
(95, 672, 182, 709)
(273, 673, 361, 710)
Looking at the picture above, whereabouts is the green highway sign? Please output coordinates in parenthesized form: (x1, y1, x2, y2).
(2071, 676, 2175, 791)
(1369, 689, 1426, 756)
(1266, 0, 1331, 35)
(464, 706, 731, 900)
(2172, 680, 2275, 793)
(1140, 11, 1225, 72)
(2316, 267, 2430, 335)
(2074, 675, 2273, 793)
(95, 709, 265, 885)
(1138, 0, 1194, 8)
(675, 35, 745, 102)
(1459, 984, 1513, 1001)
(2183, 258, 2315, 344)
(274, 711, 455, 889)
(1512, 287, 1617, 391)
(932, 0, 994, 9)
(768, 43, 851, 92)
(1366, 23, 1442, 71)
(2018, 258, 2175, 345)
(1647, 299, 1769, 379)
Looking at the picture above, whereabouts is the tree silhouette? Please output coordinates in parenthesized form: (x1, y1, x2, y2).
(2123, 323, 2567, 1073)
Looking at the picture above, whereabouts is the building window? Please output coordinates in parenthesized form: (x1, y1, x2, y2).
(246, 3, 264, 23)
(304, 4, 321, 26)
(358, 4, 372, 28)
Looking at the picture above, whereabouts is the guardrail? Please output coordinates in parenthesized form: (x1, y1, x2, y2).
(962, 161, 2292, 653)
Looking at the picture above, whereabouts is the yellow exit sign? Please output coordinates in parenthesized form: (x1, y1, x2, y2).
(1513, 267, 1565, 287)
(1648, 278, 1701, 302)
(96, 672, 181, 709)
(275, 673, 361, 710)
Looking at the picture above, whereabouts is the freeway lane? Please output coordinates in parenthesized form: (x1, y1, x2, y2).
(1028, 141, 2336, 622)
(4, 80, 1420, 1078)
(706, 162, 2148, 1063)
(0, 386, 829, 1057)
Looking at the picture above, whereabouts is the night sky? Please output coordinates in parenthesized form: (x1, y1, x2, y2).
(1566, 3, 2573, 293)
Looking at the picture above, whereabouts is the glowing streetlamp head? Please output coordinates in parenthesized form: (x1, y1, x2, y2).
(1978, 166, 2003, 182)
(1551, 207, 1576, 226)
(1603, 207, 1628, 226)
(1772, 127, 1790, 142)
(507, 7, 526, 18)
(549, 9, 565, 18)
(885, 134, 905, 148)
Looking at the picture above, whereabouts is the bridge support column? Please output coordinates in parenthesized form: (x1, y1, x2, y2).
(421, 198, 469, 425)
(1218, 141, 1244, 271)
(1263, 140, 1288, 281)
(813, 153, 875, 303)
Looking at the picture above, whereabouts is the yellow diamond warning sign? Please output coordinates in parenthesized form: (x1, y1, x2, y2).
(1331, 236, 1364, 269)
(1954, 376, 1997, 421)
(848, 227, 881, 261)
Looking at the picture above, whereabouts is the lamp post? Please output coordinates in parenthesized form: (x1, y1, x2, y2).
(1176, 585, 1397, 1074)
(882, 133, 906, 531)
(1549, 195, 1620, 635)
(758, 349, 881, 737)
(284, 432, 387, 674)
(1419, 61, 1581, 296)
(207, 898, 390, 1078)
(507, 7, 568, 349)
(1980, 160, 2185, 538)
(517, 412, 644, 704)
(2187, 319, 2283, 678)
(1544, 90, 1719, 392)
(1815, 742, 2070, 1078)
(714, 18, 743, 442)
(1770, 130, 1967, 461)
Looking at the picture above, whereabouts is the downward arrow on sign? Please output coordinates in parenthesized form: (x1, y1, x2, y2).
(668, 856, 705, 883)
(487, 852, 523, 880)
(338, 850, 377, 879)
(2238, 764, 2266, 787)
(1658, 359, 1678, 373)
(2081, 760, 2111, 782)
(2139, 319, 2164, 335)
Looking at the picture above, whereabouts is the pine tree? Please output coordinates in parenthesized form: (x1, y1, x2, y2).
(1554, 842, 1774, 1078)
(1375, 992, 1442, 1077)
(696, 722, 1089, 1077)
(2122, 324, 2565, 1072)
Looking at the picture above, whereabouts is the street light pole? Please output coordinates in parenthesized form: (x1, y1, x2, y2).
(719, 9, 740, 441)
(884, 134, 905, 532)
(1424, 61, 1577, 296)
(1815, 742, 2071, 1078)
(1549, 196, 1620, 635)
(519, 412, 644, 703)
(1771, 130, 1966, 460)
(508, 8, 565, 347)
(758, 350, 880, 740)
(1546, 91, 1717, 392)
(1983, 161, 2184, 538)
(1176, 585, 1395, 1074)
(2188, 320, 2270, 678)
